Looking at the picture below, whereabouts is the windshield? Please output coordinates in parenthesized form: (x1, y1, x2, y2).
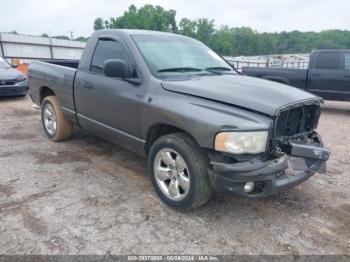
(0, 58, 10, 69)
(132, 34, 236, 79)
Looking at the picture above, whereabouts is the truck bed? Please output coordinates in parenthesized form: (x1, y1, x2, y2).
(28, 60, 77, 116)
(242, 67, 308, 90)
(39, 59, 79, 69)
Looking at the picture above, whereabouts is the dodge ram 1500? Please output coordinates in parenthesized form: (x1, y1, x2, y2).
(29, 29, 330, 209)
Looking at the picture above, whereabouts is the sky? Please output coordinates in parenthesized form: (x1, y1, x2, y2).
(1, 0, 349, 38)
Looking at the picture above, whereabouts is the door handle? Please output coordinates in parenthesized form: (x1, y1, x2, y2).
(344, 74, 350, 78)
(312, 73, 321, 77)
(82, 81, 93, 89)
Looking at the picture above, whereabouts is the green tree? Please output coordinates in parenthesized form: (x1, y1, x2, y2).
(195, 18, 215, 46)
(179, 18, 197, 38)
(94, 18, 105, 31)
(211, 26, 235, 56)
(93, 4, 350, 56)
(106, 4, 177, 32)
(75, 36, 89, 42)
(178, 18, 215, 47)
(53, 36, 70, 40)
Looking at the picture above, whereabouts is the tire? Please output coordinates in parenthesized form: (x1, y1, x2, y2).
(41, 96, 73, 141)
(148, 133, 213, 210)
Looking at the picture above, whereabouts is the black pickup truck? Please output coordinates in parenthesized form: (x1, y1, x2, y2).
(243, 50, 350, 101)
(29, 29, 330, 209)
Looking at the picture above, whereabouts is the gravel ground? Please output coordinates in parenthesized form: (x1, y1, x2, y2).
(0, 96, 349, 255)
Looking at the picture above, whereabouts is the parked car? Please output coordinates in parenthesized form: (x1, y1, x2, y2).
(29, 30, 330, 209)
(0, 57, 29, 97)
(243, 50, 350, 101)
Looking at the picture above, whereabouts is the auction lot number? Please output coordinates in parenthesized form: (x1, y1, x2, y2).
(128, 255, 219, 261)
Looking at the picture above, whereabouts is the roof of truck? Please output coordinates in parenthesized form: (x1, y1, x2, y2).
(95, 29, 185, 37)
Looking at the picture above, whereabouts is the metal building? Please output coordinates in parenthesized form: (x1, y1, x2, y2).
(0, 33, 86, 63)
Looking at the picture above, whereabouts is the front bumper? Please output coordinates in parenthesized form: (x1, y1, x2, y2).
(208, 133, 330, 197)
(0, 82, 29, 97)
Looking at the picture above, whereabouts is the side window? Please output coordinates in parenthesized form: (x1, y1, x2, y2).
(315, 52, 340, 70)
(344, 53, 350, 71)
(90, 39, 129, 75)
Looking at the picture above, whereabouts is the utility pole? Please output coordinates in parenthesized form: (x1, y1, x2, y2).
(69, 31, 74, 40)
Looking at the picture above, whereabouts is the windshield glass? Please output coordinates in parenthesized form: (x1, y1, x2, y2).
(132, 34, 236, 79)
(0, 58, 10, 69)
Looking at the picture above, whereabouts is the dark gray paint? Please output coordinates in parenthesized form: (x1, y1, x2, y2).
(243, 50, 350, 101)
(29, 29, 321, 156)
(161, 74, 317, 116)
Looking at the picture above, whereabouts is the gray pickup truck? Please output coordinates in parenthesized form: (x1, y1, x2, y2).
(29, 29, 330, 209)
(243, 50, 350, 101)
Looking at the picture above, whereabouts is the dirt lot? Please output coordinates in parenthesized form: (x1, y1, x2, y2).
(0, 96, 349, 255)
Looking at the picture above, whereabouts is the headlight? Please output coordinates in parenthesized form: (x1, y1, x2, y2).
(16, 76, 28, 82)
(215, 131, 269, 154)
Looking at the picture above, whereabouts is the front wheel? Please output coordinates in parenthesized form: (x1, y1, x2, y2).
(148, 133, 213, 210)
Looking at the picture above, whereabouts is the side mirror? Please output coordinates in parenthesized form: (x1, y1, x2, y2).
(12, 64, 18, 68)
(103, 59, 131, 79)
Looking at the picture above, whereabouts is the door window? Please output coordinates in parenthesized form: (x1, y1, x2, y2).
(315, 52, 340, 70)
(90, 39, 129, 75)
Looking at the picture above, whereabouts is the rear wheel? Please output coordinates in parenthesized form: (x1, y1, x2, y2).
(148, 133, 213, 209)
(41, 96, 73, 141)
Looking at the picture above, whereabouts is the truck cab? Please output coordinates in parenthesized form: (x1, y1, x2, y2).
(307, 50, 350, 100)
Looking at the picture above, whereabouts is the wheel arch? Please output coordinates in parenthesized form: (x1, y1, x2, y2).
(39, 86, 56, 104)
(145, 123, 198, 155)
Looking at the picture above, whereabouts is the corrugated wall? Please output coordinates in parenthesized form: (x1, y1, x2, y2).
(51, 38, 85, 48)
(1, 33, 51, 45)
(2, 43, 52, 59)
(52, 47, 83, 59)
(0, 33, 86, 61)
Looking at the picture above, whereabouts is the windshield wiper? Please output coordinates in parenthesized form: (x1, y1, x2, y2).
(204, 67, 235, 75)
(157, 67, 203, 73)
(205, 66, 232, 74)
(205, 67, 232, 71)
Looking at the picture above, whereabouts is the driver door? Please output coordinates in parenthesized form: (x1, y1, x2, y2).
(75, 38, 144, 153)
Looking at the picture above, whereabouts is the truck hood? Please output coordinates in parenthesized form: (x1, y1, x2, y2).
(161, 75, 319, 116)
(0, 67, 24, 79)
